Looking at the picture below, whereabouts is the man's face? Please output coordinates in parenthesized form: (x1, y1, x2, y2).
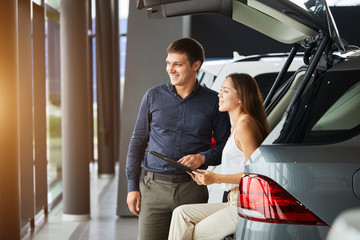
(166, 52, 200, 88)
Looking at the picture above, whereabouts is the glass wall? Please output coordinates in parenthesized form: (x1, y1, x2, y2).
(45, 3, 62, 204)
(119, 0, 129, 107)
(44, 0, 130, 206)
(14, 0, 130, 236)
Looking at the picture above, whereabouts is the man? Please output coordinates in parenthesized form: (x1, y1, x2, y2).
(126, 38, 230, 240)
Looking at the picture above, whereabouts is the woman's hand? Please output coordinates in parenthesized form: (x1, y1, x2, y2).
(190, 170, 218, 185)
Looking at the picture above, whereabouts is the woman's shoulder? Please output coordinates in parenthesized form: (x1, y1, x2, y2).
(237, 114, 253, 126)
(236, 115, 259, 136)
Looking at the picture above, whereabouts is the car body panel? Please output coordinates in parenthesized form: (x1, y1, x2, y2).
(232, 0, 318, 43)
(247, 136, 360, 226)
(199, 58, 230, 77)
(137, 0, 232, 20)
(136, 0, 345, 48)
(235, 217, 329, 240)
(235, 136, 360, 240)
(137, 0, 325, 44)
(354, 170, 360, 199)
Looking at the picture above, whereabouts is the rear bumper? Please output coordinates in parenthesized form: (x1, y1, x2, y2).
(235, 217, 330, 240)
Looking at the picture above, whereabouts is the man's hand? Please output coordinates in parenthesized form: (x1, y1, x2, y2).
(178, 153, 205, 169)
(127, 191, 141, 216)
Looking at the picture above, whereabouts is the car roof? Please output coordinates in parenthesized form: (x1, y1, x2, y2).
(209, 56, 304, 92)
(200, 52, 304, 81)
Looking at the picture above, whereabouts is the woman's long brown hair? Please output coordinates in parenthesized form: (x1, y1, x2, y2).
(228, 73, 270, 140)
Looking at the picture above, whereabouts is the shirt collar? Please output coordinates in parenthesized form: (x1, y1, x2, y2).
(168, 79, 201, 96)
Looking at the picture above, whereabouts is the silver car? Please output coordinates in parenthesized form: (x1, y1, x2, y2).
(236, 63, 360, 238)
(233, 1, 360, 239)
(136, 0, 360, 239)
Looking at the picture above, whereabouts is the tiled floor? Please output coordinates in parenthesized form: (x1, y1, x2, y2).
(26, 170, 138, 240)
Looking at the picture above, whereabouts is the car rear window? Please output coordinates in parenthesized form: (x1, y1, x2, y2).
(312, 82, 360, 131)
(274, 60, 360, 144)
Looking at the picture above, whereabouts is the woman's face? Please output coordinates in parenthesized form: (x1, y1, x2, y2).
(218, 77, 241, 112)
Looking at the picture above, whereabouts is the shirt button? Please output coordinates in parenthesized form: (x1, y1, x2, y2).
(177, 130, 181, 134)
(176, 146, 180, 150)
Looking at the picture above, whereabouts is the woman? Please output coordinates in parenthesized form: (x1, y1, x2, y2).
(168, 73, 270, 240)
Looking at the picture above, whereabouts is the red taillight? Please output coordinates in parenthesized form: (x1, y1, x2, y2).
(238, 174, 327, 226)
(210, 137, 216, 149)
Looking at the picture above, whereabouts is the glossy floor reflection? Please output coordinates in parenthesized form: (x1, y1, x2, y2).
(27, 166, 138, 240)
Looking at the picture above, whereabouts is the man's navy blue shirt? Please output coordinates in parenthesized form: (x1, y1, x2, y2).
(126, 81, 231, 192)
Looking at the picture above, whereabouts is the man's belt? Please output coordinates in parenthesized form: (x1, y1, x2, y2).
(144, 170, 192, 183)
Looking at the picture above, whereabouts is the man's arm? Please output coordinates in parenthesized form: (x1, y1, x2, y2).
(125, 91, 151, 192)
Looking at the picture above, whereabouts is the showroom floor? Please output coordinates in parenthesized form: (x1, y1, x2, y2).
(25, 165, 139, 240)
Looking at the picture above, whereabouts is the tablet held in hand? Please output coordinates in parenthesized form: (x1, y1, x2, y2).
(148, 150, 202, 173)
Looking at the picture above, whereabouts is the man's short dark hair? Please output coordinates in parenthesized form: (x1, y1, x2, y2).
(167, 38, 205, 67)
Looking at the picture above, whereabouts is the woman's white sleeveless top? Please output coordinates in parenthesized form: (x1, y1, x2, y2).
(221, 115, 247, 191)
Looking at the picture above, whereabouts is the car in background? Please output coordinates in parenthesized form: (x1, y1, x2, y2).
(198, 52, 304, 98)
(136, 1, 360, 239)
